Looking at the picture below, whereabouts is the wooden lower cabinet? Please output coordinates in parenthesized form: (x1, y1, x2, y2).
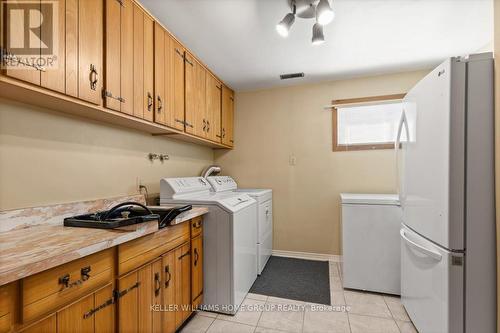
(191, 235, 203, 308)
(20, 284, 114, 333)
(3, 218, 203, 333)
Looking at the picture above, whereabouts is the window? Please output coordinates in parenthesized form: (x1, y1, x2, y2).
(332, 94, 406, 152)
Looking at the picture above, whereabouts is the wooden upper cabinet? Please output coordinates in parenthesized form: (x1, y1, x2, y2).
(206, 73, 222, 143)
(154, 23, 166, 125)
(222, 85, 234, 147)
(171, 39, 185, 131)
(104, 0, 121, 111)
(120, 0, 134, 115)
(2, 0, 41, 85)
(142, 13, 155, 122)
(184, 52, 196, 135)
(41, 0, 65, 93)
(78, 0, 103, 105)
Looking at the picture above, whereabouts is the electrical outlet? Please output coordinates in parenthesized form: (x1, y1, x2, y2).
(289, 155, 297, 166)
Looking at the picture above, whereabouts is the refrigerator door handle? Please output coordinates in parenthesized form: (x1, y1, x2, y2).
(395, 110, 409, 203)
(400, 229, 442, 261)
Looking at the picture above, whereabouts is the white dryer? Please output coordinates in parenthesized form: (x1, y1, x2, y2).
(160, 177, 257, 314)
(206, 176, 273, 275)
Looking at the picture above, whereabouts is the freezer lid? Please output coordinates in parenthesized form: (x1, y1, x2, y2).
(340, 193, 399, 206)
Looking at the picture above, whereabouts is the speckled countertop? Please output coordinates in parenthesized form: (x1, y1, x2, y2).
(0, 197, 208, 286)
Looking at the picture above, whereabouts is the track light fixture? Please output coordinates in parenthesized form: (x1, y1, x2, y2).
(276, 0, 334, 45)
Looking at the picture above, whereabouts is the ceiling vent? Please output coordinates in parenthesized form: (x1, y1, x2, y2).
(280, 72, 305, 80)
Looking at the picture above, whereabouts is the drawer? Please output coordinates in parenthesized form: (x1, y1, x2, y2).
(118, 222, 189, 275)
(190, 216, 203, 238)
(22, 248, 113, 323)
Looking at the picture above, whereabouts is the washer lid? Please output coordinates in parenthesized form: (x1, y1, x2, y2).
(340, 193, 399, 205)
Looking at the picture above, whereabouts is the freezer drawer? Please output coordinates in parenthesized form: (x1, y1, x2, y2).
(401, 225, 463, 333)
(342, 202, 401, 295)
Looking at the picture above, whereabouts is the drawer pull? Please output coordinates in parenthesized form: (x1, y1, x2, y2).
(83, 296, 114, 319)
(164, 265, 172, 288)
(58, 274, 70, 288)
(147, 92, 153, 111)
(81, 266, 91, 281)
(89, 64, 98, 91)
(154, 272, 161, 297)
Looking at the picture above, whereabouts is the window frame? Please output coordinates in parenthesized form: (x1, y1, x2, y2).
(331, 93, 406, 152)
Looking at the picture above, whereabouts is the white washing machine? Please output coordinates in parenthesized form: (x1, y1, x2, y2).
(160, 177, 257, 314)
(206, 176, 273, 275)
(341, 193, 401, 295)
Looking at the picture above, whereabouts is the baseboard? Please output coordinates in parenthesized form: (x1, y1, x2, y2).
(272, 250, 342, 262)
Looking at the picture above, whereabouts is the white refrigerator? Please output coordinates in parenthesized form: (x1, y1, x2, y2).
(397, 53, 496, 333)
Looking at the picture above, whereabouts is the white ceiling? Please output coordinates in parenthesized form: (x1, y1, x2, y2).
(140, 0, 493, 91)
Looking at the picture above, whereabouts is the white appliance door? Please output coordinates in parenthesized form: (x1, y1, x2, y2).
(232, 205, 258, 309)
(257, 200, 272, 274)
(401, 225, 463, 333)
(400, 58, 465, 250)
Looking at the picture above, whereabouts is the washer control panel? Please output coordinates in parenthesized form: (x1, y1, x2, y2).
(206, 176, 238, 192)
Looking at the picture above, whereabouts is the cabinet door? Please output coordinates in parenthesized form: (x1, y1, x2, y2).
(151, 259, 163, 333)
(20, 314, 56, 333)
(153, 23, 165, 125)
(191, 235, 203, 307)
(65, 0, 78, 97)
(221, 85, 234, 147)
(41, 0, 65, 93)
(184, 52, 196, 135)
(94, 284, 115, 333)
(171, 40, 185, 131)
(143, 14, 154, 122)
(3, 0, 41, 85)
(78, 0, 103, 105)
(195, 62, 207, 138)
(132, 4, 144, 119)
(57, 293, 95, 333)
(104, 0, 121, 111)
(206, 74, 222, 142)
(119, 0, 133, 115)
(162, 250, 176, 333)
(175, 243, 191, 328)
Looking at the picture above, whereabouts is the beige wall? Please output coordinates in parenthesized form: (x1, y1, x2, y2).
(215, 70, 429, 255)
(0, 98, 214, 210)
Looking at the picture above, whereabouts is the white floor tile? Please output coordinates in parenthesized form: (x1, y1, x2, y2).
(247, 293, 268, 302)
(396, 320, 419, 333)
(384, 295, 410, 321)
(344, 290, 392, 318)
(180, 314, 215, 333)
(348, 314, 400, 333)
(206, 319, 255, 333)
(258, 304, 304, 333)
(303, 307, 350, 333)
(217, 298, 266, 326)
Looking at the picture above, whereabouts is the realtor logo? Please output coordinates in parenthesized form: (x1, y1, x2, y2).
(2, 0, 59, 70)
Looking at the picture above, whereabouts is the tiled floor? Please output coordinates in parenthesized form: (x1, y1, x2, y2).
(180, 261, 418, 333)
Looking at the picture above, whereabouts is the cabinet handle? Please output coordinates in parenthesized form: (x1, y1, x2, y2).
(206, 120, 210, 132)
(230, 96, 234, 102)
(154, 272, 161, 297)
(185, 121, 194, 128)
(116, 0, 125, 6)
(230, 139, 234, 143)
(83, 296, 115, 319)
(58, 273, 84, 291)
(194, 248, 199, 266)
(147, 92, 153, 111)
(175, 48, 184, 59)
(216, 134, 222, 139)
(103, 90, 124, 103)
(81, 266, 91, 281)
(89, 64, 98, 91)
(175, 118, 185, 125)
(164, 265, 172, 288)
(157, 96, 163, 113)
(222, 128, 226, 138)
(203, 119, 206, 132)
(185, 58, 194, 66)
